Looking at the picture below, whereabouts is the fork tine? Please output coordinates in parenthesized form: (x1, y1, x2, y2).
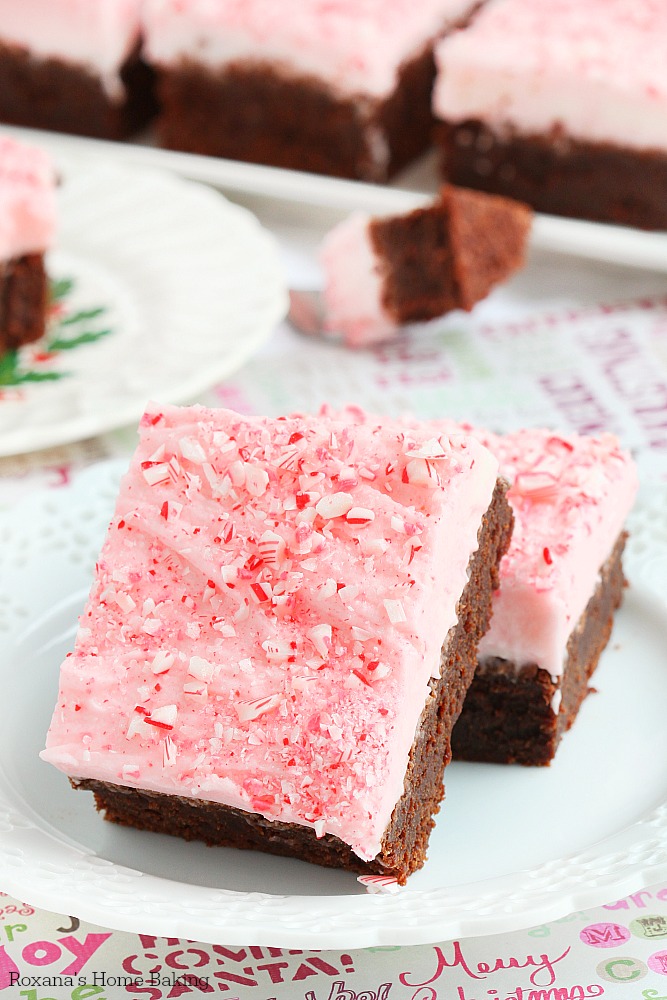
(287, 289, 327, 337)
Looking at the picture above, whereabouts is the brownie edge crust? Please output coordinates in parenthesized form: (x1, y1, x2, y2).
(0, 42, 156, 140)
(153, 4, 486, 183)
(72, 479, 513, 884)
(438, 120, 667, 230)
(154, 46, 435, 183)
(0, 253, 48, 356)
(452, 530, 628, 766)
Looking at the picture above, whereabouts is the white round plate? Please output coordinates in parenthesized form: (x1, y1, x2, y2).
(0, 157, 286, 457)
(0, 461, 666, 947)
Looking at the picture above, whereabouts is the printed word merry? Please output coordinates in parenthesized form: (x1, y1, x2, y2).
(400, 942, 571, 989)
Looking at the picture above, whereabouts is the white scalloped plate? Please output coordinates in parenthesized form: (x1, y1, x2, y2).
(0, 461, 666, 947)
(0, 154, 286, 457)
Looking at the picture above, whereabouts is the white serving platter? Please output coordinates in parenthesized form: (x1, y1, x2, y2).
(6, 126, 667, 276)
(0, 461, 665, 948)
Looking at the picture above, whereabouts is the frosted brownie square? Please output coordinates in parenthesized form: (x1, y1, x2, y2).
(141, 0, 484, 181)
(320, 184, 532, 347)
(432, 0, 667, 228)
(42, 403, 512, 882)
(452, 427, 639, 765)
(0, 135, 56, 358)
(0, 0, 155, 139)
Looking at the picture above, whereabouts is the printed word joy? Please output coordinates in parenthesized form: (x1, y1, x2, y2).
(0, 934, 110, 989)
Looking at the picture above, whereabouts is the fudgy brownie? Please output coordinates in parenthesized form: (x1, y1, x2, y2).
(141, 0, 484, 181)
(42, 403, 512, 882)
(451, 427, 638, 765)
(0, 135, 56, 358)
(0, 1, 155, 139)
(0, 254, 49, 355)
(320, 185, 532, 346)
(432, 0, 667, 229)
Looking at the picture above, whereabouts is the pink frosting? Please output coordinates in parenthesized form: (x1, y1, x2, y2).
(42, 403, 499, 862)
(330, 409, 638, 689)
(0, 135, 56, 262)
(320, 212, 398, 348)
(0, 0, 142, 97)
(469, 427, 638, 681)
(142, 0, 479, 99)
(433, 0, 667, 151)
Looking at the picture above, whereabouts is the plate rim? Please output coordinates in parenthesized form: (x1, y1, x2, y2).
(5, 124, 667, 276)
(0, 459, 666, 947)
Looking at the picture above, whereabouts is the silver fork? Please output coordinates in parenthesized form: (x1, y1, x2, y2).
(287, 288, 330, 338)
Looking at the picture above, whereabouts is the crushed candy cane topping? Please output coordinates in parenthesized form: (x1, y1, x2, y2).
(471, 426, 638, 681)
(329, 407, 638, 694)
(357, 874, 403, 894)
(42, 403, 499, 862)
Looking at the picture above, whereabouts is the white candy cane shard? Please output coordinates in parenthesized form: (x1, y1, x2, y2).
(405, 438, 449, 460)
(151, 651, 175, 674)
(357, 875, 402, 895)
(315, 492, 354, 518)
(346, 507, 375, 524)
(236, 693, 282, 723)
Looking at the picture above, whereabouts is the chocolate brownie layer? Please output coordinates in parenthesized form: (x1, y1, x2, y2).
(438, 120, 667, 230)
(0, 42, 156, 139)
(370, 200, 458, 322)
(154, 45, 434, 182)
(452, 531, 628, 767)
(154, 2, 485, 183)
(74, 479, 513, 883)
(369, 186, 531, 324)
(0, 253, 48, 357)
